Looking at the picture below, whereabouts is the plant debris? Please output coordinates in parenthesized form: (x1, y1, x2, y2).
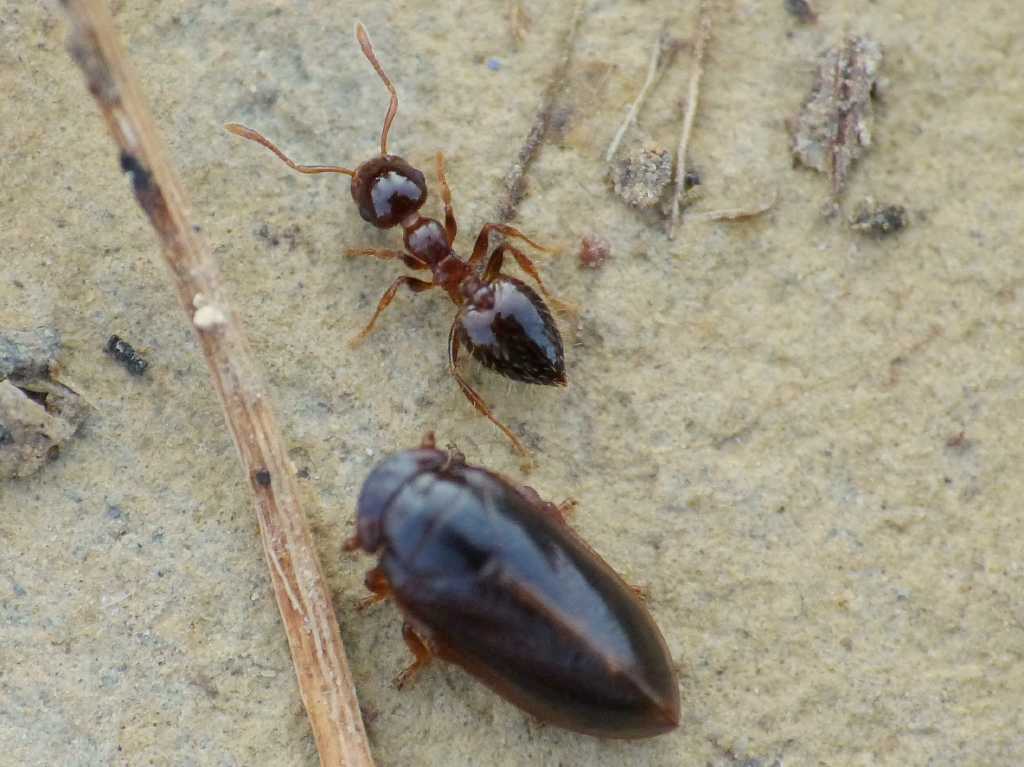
(611, 147, 674, 208)
(1, 328, 90, 480)
(605, 30, 679, 164)
(790, 36, 883, 207)
(606, 5, 766, 234)
(687, 189, 779, 223)
(668, 1, 712, 238)
(849, 197, 908, 236)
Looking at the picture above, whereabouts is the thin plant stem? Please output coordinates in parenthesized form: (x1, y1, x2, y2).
(59, 2, 375, 764)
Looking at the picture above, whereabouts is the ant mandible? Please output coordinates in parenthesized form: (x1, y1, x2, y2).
(226, 23, 569, 463)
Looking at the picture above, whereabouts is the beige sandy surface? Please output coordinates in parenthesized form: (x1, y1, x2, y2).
(2, 1, 1023, 765)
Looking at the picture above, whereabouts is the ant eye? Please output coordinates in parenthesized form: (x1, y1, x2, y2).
(351, 156, 427, 228)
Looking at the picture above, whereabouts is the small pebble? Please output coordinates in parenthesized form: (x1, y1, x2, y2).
(611, 147, 673, 208)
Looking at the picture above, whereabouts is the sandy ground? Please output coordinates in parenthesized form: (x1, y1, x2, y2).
(2, 0, 1023, 765)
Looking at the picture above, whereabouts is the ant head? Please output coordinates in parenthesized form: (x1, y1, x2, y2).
(348, 23, 429, 229)
(350, 155, 427, 229)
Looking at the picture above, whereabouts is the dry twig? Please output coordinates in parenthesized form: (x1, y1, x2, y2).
(605, 30, 673, 164)
(687, 189, 778, 222)
(495, 0, 585, 223)
(59, 2, 375, 765)
(668, 2, 712, 238)
(507, 0, 532, 46)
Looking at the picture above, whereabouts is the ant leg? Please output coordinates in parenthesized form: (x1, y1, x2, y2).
(483, 244, 578, 316)
(345, 247, 405, 261)
(224, 124, 355, 176)
(469, 222, 551, 270)
(395, 623, 434, 689)
(345, 247, 429, 270)
(350, 276, 435, 347)
(356, 566, 392, 611)
(448, 324, 532, 465)
(435, 152, 457, 245)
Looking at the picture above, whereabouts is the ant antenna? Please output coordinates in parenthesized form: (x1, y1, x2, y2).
(224, 123, 355, 176)
(355, 22, 399, 156)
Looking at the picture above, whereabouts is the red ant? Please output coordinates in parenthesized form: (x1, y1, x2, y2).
(226, 24, 569, 463)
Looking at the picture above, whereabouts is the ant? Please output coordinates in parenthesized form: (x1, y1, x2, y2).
(226, 24, 569, 463)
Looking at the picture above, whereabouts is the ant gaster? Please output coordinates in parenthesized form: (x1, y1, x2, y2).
(226, 24, 568, 462)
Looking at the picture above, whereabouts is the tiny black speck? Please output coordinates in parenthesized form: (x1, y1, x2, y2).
(255, 469, 272, 487)
(119, 151, 153, 196)
(104, 334, 149, 376)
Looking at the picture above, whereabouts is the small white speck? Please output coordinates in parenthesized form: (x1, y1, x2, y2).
(193, 305, 227, 329)
(116, 115, 138, 152)
(365, 448, 374, 456)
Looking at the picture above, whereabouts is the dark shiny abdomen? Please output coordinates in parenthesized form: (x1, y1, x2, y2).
(456, 277, 566, 385)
